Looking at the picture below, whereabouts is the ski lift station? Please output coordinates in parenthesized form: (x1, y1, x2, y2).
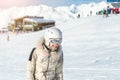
(8, 16, 55, 32)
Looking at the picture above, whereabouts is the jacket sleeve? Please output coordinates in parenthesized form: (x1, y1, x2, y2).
(55, 53, 63, 80)
(26, 49, 37, 80)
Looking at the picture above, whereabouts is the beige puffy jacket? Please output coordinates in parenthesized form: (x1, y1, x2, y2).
(26, 37, 63, 80)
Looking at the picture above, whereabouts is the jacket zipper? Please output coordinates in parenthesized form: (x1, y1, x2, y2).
(44, 51, 51, 80)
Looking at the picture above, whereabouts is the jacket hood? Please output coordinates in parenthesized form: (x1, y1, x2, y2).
(36, 37, 62, 55)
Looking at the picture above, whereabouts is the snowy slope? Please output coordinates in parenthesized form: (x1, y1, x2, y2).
(0, 14, 120, 80)
(60, 14, 120, 80)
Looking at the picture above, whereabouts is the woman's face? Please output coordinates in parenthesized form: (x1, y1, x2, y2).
(47, 38, 61, 51)
(49, 43, 60, 51)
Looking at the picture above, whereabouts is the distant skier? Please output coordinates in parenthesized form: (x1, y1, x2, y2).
(107, 6, 111, 14)
(77, 14, 80, 18)
(27, 27, 63, 80)
(90, 10, 92, 16)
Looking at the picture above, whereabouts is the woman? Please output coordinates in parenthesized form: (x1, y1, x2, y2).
(27, 27, 63, 80)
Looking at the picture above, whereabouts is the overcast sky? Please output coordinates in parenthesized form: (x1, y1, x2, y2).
(0, 0, 105, 9)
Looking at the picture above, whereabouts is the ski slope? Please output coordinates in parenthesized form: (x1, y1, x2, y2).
(0, 14, 120, 80)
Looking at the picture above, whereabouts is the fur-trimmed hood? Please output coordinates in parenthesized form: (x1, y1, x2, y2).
(36, 37, 63, 55)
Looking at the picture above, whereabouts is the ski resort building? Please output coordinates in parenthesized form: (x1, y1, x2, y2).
(8, 16, 55, 32)
(107, 0, 120, 7)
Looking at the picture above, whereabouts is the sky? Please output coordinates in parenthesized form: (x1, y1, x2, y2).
(0, 0, 105, 9)
(0, 0, 33, 9)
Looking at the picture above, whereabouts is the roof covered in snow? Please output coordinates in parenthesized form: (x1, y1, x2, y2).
(23, 18, 55, 24)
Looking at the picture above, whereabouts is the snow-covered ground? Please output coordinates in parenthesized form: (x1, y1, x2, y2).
(0, 14, 120, 80)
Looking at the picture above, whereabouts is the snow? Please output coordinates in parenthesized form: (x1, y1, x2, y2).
(0, 14, 120, 80)
(0, 1, 120, 80)
(24, 18, 55, 23)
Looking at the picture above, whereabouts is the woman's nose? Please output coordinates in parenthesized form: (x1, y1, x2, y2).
(52, 44, 59, 48)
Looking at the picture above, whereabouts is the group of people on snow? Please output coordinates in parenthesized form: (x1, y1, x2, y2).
(97, 6, 120, 17)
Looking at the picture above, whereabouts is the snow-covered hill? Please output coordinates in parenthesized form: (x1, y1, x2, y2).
(0, 14, 120, 80)
(0, 1, 113, 28)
